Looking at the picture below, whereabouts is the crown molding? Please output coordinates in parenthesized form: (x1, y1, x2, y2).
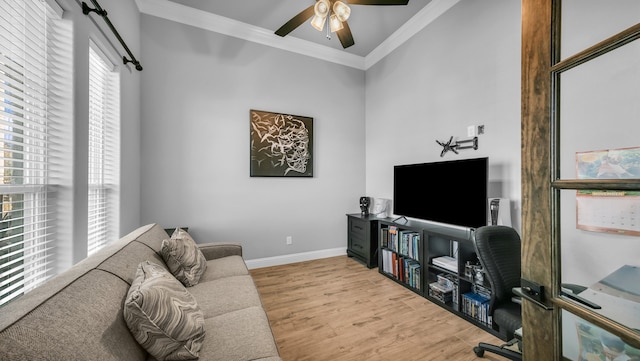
(136, 0, 458, 71)
(136, 0, 365, 69)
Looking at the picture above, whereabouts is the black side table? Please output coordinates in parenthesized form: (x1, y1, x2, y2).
(346, 214, 380, 268)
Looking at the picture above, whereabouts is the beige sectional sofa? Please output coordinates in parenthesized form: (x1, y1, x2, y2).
(0, 223, 282, 361)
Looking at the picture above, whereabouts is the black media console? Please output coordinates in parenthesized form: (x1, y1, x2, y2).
(346, 214, 504, 340)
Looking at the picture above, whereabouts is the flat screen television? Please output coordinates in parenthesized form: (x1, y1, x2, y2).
(393, 157, 488, 229)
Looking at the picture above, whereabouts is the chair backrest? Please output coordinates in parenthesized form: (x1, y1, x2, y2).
(474, 225, 522, 312)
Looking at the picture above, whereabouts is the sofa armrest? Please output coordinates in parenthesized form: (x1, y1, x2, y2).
(198, 242, 242, 260)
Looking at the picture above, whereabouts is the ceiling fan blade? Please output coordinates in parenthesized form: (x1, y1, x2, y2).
(274, 5, 315, 37)
(336, 21, 355, 49)
(346, 0, 410, 5)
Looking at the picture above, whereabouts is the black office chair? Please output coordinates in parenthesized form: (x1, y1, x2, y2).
(472, 225, 523, 360)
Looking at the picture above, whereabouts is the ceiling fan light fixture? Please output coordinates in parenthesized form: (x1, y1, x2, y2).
(333, 1, 351, 22)
(310, 14, 326, 31)
(277, 0, 408, 49)
(329, 14, 343, 32)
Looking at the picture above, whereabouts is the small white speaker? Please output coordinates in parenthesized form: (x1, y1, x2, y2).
(488, 198, 511, 226)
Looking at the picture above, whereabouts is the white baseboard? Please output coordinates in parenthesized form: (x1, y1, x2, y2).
(245, 247, 347, 270)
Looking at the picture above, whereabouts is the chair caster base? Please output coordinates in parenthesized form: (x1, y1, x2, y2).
(473, 342, 522, 360)
(473, 346, 484, 357)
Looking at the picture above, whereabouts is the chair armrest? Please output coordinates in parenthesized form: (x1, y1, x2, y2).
(198, 242, 242, 260)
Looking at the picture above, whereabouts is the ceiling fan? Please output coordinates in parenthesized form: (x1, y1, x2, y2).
(274, 0, 410, 49)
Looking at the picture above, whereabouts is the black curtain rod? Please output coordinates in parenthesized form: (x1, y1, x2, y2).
(82, 0, 143, 71)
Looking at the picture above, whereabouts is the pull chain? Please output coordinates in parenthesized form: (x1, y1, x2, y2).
(326, 9, 331, 40)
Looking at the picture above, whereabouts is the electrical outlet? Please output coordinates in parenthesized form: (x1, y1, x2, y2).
(286, 236, 292, 245)
(467, 125, 476, 137)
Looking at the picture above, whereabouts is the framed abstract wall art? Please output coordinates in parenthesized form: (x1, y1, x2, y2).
(250, 110, 313, 177)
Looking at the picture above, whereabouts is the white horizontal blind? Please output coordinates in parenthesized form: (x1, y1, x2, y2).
(87, 46, 119, 256)
(0, 0, 62, 305)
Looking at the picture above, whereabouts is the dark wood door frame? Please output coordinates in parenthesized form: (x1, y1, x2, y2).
(521, 0, 557, 359)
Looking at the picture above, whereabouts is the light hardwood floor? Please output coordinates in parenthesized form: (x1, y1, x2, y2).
(250, 255, 511, 361)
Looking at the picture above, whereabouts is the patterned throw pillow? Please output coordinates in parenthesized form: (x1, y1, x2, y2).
(161, 228, 207, 287)
(124, 261, 205, 361)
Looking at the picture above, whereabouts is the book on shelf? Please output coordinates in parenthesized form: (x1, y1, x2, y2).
(432, 256, 458, 273)
(393, 253, 399, 278)
(381, 248, 393, 275)
(381, 228, 389, 248)
(385, 225, 399, 252)
(407, 261, 421, 290)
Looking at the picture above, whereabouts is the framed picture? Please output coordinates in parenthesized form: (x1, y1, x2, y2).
(250, 109, 313, 177)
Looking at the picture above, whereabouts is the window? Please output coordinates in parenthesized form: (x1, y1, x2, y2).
(0, 0, 66, 306)
(87, 45, 120, 255)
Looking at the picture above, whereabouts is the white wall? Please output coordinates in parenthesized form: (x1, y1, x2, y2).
(139, 15, 366, 260)
(365, 0, 522, 231)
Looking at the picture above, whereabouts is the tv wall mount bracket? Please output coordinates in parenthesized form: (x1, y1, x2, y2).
(436, 136, 478, 157)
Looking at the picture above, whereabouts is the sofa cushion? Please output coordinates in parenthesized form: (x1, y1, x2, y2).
(196, 307, 281, 361)
(198, 255, 249, 283)
(124, 261, 206, 361)
(189, 275, 263, 318)
(161, 228, 207, 287)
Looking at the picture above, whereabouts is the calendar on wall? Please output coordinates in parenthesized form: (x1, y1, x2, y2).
(576, 191, 640, 236)
(576, 147, 640, 236)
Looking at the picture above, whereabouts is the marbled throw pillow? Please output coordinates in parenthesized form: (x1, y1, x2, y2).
(124, 261, 205, 361)
(161, 228, 207, 287)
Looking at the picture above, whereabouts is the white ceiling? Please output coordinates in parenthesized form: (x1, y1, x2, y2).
(165, 0, 433, 57)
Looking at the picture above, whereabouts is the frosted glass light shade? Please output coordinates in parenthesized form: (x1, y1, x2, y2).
(314, 0, 330, 17)
(310, 14, 326, 31)
(333, 1, 351, 22)
(329, 14, 343, 32)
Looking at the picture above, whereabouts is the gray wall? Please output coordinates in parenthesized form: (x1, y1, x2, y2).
(47, 0, 636, 292)
(138, 0, 522, 262)
(365, 0, 522, 230)
(138, 1, 638, 278)
(140, 16, 366, 260)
